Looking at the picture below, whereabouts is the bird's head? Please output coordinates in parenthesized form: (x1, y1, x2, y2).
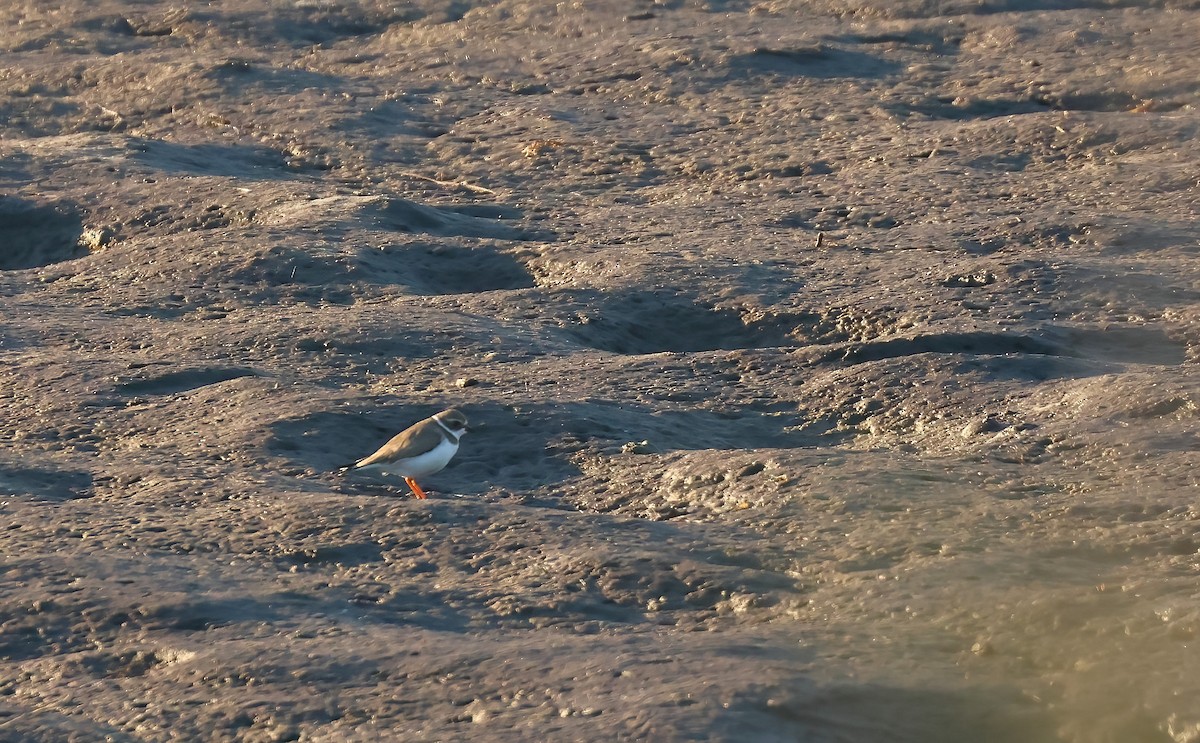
(435, 408, 470, 438)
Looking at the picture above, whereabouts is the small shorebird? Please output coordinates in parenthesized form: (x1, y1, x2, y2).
(342, 408, 469, 499)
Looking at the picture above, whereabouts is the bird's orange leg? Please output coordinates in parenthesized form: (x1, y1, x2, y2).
(403, 477, 429, 500)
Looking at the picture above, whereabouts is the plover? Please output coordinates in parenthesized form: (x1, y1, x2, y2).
(342, 408, 469, 499)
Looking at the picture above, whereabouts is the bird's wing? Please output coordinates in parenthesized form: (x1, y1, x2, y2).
(352, 425, 425, 468)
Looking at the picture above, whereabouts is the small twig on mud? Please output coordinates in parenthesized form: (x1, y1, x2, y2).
(79, 99, 125, 124)
(398, 171, 497, 195)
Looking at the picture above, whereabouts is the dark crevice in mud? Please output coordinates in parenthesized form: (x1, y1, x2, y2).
(356, 243, 535, 294)
(369, 198, 537, 241)
(896, 96, 1051, 121)
(0, 464, 94, 501)
(563, 293, 812, 354)
(130, 139, 290, 179)
(1037, 89, 1150, 113)
(730, 46, 902, 80)
(823, 326, 1187, 367)
(827, 332, 1060, 364)
(562, 291, 914, 355)
(0, 197, 86, 271)
(114, 367, 259, 395)
(902, 88, 1164, 122)
(278, 542, 385, 568)
(877, 0, 1165, 19)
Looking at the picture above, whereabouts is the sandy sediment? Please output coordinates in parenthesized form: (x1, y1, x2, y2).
(1, 1, 1199, 741)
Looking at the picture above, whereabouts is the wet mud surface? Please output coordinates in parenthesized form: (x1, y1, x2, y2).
(1, 1, 1199, 741)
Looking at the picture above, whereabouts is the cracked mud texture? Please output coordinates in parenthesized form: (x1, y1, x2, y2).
(2, 1, 1199, 741)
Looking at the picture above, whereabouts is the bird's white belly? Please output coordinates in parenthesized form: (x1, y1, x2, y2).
(363, 437, 458, 478)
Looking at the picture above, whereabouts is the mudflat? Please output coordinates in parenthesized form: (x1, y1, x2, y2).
(1, 1, 1198, 741)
